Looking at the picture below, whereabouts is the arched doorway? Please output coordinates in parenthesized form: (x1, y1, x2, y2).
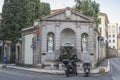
(60, 28, 76, 60)
(60, 28, 76, 45)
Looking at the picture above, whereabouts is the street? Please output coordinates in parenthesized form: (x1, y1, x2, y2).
(0, 58, 120, 80)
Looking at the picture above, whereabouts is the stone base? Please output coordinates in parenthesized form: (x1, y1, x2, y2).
(40, 61, 96, 70)
(43, 62, 59, 70)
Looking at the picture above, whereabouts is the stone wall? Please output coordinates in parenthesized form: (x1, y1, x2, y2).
(108, 47, 118, 57)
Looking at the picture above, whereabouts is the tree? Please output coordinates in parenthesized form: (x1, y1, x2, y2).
(0, 0, 50, 42)
(30, 0, 50, 22)
(40, 2, 50, 17)
(75, 0, 100, 27)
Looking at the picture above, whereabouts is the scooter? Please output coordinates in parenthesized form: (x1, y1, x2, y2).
(62, 59, 77, 77)
(83, 63, 90, 77)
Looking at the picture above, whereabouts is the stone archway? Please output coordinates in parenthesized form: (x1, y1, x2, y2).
(60, 28, 76, 45)
(60, 28, 76, 60)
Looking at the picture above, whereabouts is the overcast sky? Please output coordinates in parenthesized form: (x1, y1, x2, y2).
(0, 0, 120, 26)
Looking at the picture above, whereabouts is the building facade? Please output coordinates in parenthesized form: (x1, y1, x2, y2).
(98, 12, 109, 59)
(20, 8, 99, 69)
(117, 33, 120, 57)
(108, 23, 118, 49)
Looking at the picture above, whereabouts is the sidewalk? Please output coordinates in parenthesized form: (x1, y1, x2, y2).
(0, 59, 110, 74)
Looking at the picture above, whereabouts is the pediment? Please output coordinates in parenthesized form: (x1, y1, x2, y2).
(41, 7, 94, 23)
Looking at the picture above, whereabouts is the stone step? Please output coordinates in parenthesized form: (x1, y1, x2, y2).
(37, 62, 96, 70)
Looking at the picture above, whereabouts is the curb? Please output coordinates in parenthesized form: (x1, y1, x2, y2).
(0, 60, 110, 75)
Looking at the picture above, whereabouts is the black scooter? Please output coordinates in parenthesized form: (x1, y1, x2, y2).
(83, 63, 90, 77)
(62, 59, 77, 77)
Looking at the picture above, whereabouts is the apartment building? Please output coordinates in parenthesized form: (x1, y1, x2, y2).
(108, 23, 118, 49)
(98, 12, 109, 59)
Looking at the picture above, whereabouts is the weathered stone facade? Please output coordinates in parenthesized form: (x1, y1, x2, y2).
(21, 7, 99, 68)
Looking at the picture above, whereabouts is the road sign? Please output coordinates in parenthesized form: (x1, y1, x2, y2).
(98, 36, 104, 41)
(31, 44, 36, 48)
(2, 57, 7, 63)
(36, 36, 40, 41)
(98, 36, 104, 48)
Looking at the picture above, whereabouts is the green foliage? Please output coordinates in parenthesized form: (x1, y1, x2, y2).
(0, 0, 50, 42)
(75, 0, 100, 27)
(40, 2, 50, 17)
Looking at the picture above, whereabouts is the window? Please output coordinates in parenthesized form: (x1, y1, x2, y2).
(113, 46, 115, 49)
(109, 40, 111, 43)
(113, 35, 115, 38)
(113, 40, 115, 43)
(109, 35, 111, 38)
(112, 25, 115, 28)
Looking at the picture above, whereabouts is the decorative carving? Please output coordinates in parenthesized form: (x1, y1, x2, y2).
(65, 7, 71, 18)
(82, 34, 88, 52)
(48, 34, 54, 52)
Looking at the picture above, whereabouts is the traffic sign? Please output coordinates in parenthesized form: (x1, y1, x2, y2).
(98, 36, 104, 48)
(36, 36, 40, 41)
(2, 57, 8, 63)
(98, 36, 104, 41)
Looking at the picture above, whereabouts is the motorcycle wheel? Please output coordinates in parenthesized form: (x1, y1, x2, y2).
(85, 72, 89, 77)
(65, 71, 70, 77)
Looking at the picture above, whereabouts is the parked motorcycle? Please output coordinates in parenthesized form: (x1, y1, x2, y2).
(83, 63, 91, 77)
(62, 59, 77, 77)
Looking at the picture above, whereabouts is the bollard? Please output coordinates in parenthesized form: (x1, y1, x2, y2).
(99, 67, 105, 74)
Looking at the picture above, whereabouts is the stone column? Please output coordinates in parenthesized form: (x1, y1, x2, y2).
(16, 38, 22, 64)
(33, 35, 39, 65)
(88, 26, 94, 53)
(21, 36, 25, 64)
(41, 26, 47, 52)
(41, 26, 47, 63)
(76, 26, 81, 59)
(88, 25, 96, 66)
(4, 40, 12, 62)
(4, 44, 7, 58)
(54, 25, 60, 60)
(55, 25, 60, 51)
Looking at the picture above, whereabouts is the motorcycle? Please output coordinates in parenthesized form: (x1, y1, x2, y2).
(62, 59, 77, 77)
(83, 63, 90, 77)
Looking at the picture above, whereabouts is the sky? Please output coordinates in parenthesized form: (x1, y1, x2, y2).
(0, 0, 120, 26)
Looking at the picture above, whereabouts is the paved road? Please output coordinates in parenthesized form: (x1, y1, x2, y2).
(110, 58, 120, 80)
(0, 58, 120, 80)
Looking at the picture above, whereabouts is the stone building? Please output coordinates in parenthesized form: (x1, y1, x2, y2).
(98, 12, 109, 60)
(117, 33, 120, 57)
(20, 7, 99, 68)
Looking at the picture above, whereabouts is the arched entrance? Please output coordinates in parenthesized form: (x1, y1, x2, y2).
(60, 28, 76, 45)
(60, 28, 76, 60)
